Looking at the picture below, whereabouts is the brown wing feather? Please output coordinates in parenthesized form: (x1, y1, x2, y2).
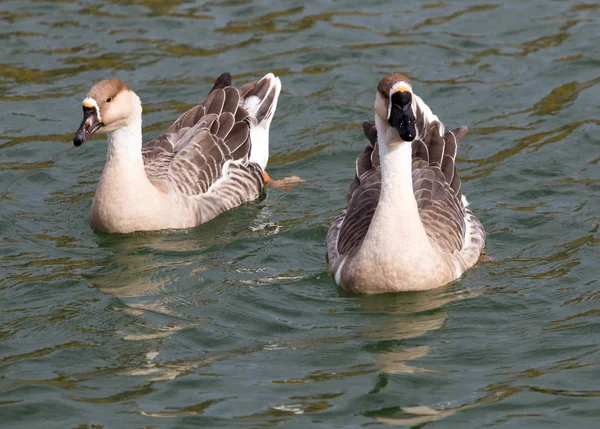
(411, 120, 475, 255)
(337, 167, 380, 255)
(142, 76, 259, 197)
(208, 72, 232, 94)
(198, 160, 265, 221)
(328, 121, 381, 265)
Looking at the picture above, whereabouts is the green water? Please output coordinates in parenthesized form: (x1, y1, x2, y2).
(1, 1, 599, 428)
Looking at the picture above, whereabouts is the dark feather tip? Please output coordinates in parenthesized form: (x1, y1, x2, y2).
(209, 72, 233, 94)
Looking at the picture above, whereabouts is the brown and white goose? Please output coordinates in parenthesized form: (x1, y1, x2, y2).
(327, 73, 485, 293)
(73, 72, 281, 233)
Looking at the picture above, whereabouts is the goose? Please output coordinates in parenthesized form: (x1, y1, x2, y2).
(327, 73, 485, 293)
(72, 72, 281, 233)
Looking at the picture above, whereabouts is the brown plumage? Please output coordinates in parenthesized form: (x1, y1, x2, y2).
(142, 84, 257, 197)
(73, 72, 281, 233)
(327, 73, 485, 293)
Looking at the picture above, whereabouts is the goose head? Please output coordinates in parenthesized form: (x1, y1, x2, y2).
(374, 73, 416, 142)
(73, 79, 142, 146)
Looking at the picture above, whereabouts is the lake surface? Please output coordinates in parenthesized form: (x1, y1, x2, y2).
(1, 1, 599, 428)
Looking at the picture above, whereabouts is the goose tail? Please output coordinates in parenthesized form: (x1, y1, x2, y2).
(241, 73, 282, 170)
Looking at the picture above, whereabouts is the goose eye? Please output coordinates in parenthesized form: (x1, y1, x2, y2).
(106, 97, 112, 103)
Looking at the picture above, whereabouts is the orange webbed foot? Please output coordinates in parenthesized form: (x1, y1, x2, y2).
(479, 249, 494, 263)
(263, 171, 304, 190)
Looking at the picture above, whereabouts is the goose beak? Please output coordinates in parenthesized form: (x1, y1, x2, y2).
(73, 107, 102, 146)
(388, 90, 416, 142)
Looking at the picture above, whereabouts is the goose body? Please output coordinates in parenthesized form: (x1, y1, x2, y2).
(73, 73, 281, 233)
(327, 74, 485, 293)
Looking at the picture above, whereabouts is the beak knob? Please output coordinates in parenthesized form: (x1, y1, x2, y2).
(389, 92, 416, 141)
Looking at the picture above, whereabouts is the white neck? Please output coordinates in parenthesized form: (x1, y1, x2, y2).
(376, 116, 415, 204)
(90, 104, 169, 232)
(360, 116, 431, 254)
(95, 113, 151, 205)
(106, 115, 144, 168)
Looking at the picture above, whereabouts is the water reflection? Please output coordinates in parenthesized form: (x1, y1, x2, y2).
(70, 203, 280, 386)
(239, 287, 476, 426)
(376, 384, 519, 426)
(89, 202, 271, 297)
(355, 287, 474, 375)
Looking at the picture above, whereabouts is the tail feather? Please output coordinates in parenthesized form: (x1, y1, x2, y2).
(241, 73, 281, 170)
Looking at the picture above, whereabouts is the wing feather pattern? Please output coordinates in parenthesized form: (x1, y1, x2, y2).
(327, 121, 381, 267)
(142, 74, 264, 200)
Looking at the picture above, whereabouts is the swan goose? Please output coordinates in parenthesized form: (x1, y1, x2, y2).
(72, 72, 281, 233)
(327, 73, 485, 293)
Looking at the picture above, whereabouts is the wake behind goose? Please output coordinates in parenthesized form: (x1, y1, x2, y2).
(327, 73, 485, 293)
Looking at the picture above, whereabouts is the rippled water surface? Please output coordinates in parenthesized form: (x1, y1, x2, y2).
(1, 1, 599, 427)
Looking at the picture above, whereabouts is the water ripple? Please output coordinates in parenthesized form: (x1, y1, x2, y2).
(1, 0, 599, 428)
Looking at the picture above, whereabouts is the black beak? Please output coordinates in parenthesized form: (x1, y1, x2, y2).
(388, 91, 416, 141)
(73, 107, 102, 147)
